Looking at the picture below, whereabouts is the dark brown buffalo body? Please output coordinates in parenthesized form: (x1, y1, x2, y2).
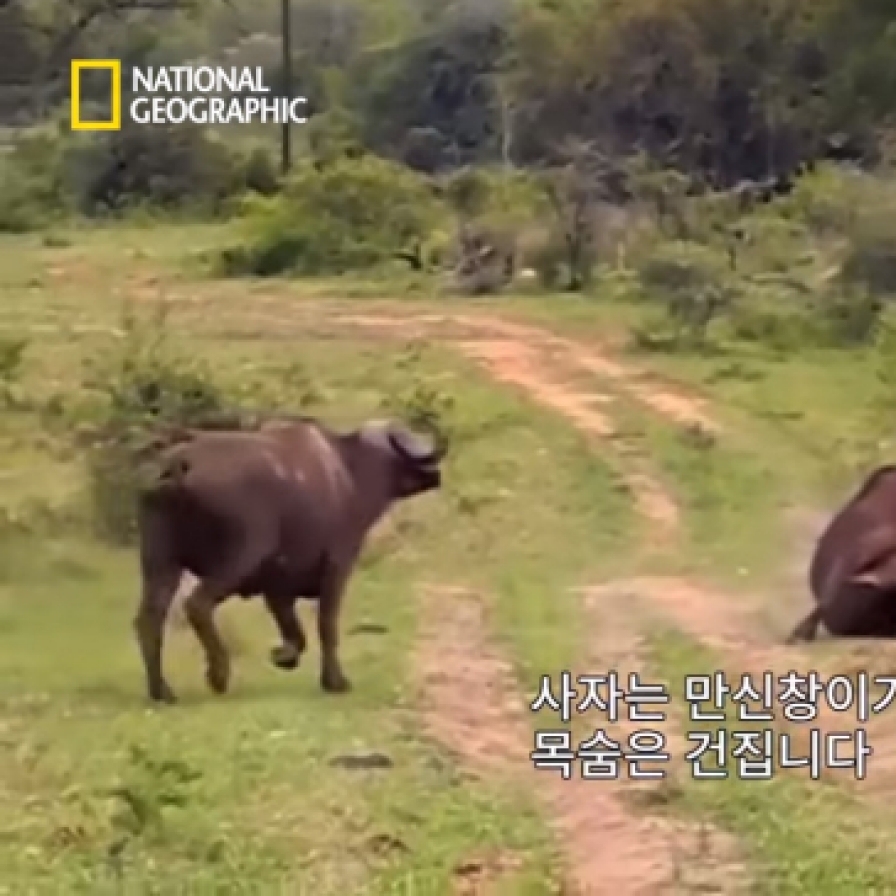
(135, 418, 444, 702)
(787, 465, 896, 643)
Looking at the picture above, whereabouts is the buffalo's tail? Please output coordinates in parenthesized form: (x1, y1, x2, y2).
(140, 451, 192, 506)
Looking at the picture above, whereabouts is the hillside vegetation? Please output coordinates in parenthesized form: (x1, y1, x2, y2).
(4, 1, 896, 894)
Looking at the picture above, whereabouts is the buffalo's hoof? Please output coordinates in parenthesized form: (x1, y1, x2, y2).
(149, 682, 177, 704)
(321, 671, 351, 693)
(270, 644, 300, 670)
(206, 663, 230, 694)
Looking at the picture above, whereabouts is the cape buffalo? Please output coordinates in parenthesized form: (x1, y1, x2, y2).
(134, 417, 445, 703)
(787, 465, 896, 643)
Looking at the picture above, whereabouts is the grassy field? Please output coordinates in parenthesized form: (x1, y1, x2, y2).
(3, 223, 896, 893)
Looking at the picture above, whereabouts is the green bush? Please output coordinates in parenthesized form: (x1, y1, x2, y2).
(380, 342, 456, 452)
(725, 276, 826, 351)
(239, 145, 280, 196)
(634, 241, 739, 348)
(0, 169, 45, 232)
(818, 287, 883, 346)
(76, 305, 231, 544)
(872, 310, 896, 414)
(727, 276, 883, 351)
(66, 123, 243, 215)
(841, 207, 896, 296)
(0, 125, 73, 231)
(738, 213, 811, 274)
(219, 156, 442, 276)
(779, 164, 870, 236)
(442, 166, 541, 223)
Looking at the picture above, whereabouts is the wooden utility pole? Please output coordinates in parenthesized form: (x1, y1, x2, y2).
(280, 0, 292, 175)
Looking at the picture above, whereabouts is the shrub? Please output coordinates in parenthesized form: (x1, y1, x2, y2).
(779, 163, 870, 236)
(840, 207, 896, 296)
(66, 123, 243, 215)
(442, 166, 540, 223)
(238, 145, 281, 196)
(872, 310, 896, 414)
(219, 156, 442, 276)
(0, 125, 73, 231)
(736, 213, 811, 275)
(819, 287, 884, 346)
(634, 241, 738, 348)
(77, 305, 231, 544)
(380, 342, 456, 452)
(625, 155, 694, 239)
(724, 275, 826, 351)
(0, 170, 45, 233)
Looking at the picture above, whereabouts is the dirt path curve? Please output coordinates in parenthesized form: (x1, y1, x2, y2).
(334, 307, 755, 884)
(334, 311, 686, 539)
(380, 312, 749, 892)
(457, 338, 679, 533)
(416, 585, 748, 895)
(336, 311, 721, 436)
(335, 307, 896, 793)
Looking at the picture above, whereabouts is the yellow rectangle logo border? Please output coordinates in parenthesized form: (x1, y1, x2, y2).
(71, 59, 121, 131)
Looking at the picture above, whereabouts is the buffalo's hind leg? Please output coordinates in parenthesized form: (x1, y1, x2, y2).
(135, 506, 182, 703)
(785, 606, 823, 645)
(184, 531, 276, 695)
(264, 595, 306, 669)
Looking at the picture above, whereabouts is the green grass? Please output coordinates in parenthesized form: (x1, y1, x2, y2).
(0, 536, 558, 894)
(0, 241, 637, 892)
(5, 222, 896, 892)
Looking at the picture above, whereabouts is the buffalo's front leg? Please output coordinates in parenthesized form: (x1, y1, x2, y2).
(263, 595, 306, 669)
(318, 562, 351, 693)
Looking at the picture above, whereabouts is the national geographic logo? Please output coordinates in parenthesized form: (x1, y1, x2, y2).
(70, 60, 306, 130)
(70, 59, 121, 131)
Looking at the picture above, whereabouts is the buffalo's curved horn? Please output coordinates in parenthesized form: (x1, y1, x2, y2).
(387, 425, 445, 465)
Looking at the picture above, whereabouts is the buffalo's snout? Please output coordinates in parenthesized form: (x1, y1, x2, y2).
(419, 465, 441, 492)
(397, 462, 441, 498)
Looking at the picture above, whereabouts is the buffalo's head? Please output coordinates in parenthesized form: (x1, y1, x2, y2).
(359, 420, 446, 499)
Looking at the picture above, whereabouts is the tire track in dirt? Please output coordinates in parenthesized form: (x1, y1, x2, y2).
(575, 582, 750, 892)
(160, 297, 896, 815)
(335, 311, 721, 436)
(161, 296, 753, 883)
(416, 585, 747, 895)
(456, 338, 680, 536)
(326, 312, 681, 539)
(357, 308, 896, 800)
(331, 312, 877, 700)
(401, 315, 748, 891)
(207, 303, 885, 791)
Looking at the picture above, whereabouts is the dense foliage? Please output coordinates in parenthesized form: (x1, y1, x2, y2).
(2, 0, 896, 346)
